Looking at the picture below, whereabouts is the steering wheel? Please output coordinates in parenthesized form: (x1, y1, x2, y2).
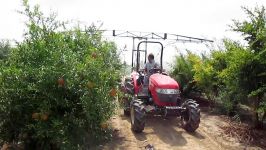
(149, 68, 161, 74)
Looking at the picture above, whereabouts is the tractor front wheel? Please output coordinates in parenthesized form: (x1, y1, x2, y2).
(130, 100, 145, 133)
(181, 99, 200, 132)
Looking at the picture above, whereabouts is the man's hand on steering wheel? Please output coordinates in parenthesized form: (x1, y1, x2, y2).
(149, 68, 161, 74)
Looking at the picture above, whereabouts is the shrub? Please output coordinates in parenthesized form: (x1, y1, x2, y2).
(0, 1, 121, 149)
(171, 51, 199, 94)
(0, 40, 11, 60)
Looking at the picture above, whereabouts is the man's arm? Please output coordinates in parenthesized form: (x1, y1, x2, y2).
(144, 63, 147, 73)
(154, 62, 159, 68)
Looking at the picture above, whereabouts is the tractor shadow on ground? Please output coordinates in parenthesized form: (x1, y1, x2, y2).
(186, 130, 205, 139)
(122, 114, 206, 147)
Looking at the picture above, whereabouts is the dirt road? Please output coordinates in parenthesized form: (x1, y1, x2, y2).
(97, 109, 263, 150)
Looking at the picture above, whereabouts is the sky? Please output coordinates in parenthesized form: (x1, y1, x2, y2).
(0, 0, 265, 70)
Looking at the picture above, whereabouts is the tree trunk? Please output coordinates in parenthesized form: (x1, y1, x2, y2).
(254, 112, 260, 128)
(253, 95, 263, 129)
(262, 111, 266, 121)
(262, 111, 266, 129)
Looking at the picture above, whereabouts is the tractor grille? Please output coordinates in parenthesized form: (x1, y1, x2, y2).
(157, 93, 179, 103)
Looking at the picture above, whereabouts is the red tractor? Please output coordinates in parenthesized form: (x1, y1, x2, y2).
(121, 41, 200, 133)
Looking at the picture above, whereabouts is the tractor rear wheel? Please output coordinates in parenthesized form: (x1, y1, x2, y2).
(130, 100, 145, 133)
(181, 99, 200, 132)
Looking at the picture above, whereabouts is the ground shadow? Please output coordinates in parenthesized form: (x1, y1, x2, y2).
(120, 113, 131, 121)
(187, 130, 205, 139)
(131, 115, 189, 147)
(92, 136, 130, 150)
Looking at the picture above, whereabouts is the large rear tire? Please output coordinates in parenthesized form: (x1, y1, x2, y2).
(130, 100, 145, 133)
(181, 99, 200, 132)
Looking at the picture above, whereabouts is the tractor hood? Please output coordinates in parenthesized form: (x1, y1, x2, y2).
(149, 73, 179, 89)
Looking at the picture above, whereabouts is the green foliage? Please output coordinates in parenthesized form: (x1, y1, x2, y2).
(0, 40, 11, 60)
(232, 6, 266, 119)
(171, 6, 266, 123)
(193, 54, 217, 99)
(172, 53, 192, 88)
(211, 41, 252, 114)
(232, 6, 266, 95)
(232, 6, 266, 53)
(0, 1, 121, 149)
(171, 50, 217, 99)
(217, 40, 251, 98)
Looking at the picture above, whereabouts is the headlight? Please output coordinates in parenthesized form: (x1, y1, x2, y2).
(156, 88, 180, 94)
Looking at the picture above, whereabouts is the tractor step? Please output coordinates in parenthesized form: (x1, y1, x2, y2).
(164, 106, 185, 117)
(165, 106, 185, 110)
(144, 105, 155, 113)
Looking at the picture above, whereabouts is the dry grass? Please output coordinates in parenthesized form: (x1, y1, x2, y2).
(220, 117, 266, 149)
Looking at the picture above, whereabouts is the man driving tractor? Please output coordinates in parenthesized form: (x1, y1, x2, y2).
(144, 53, 159, 85)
